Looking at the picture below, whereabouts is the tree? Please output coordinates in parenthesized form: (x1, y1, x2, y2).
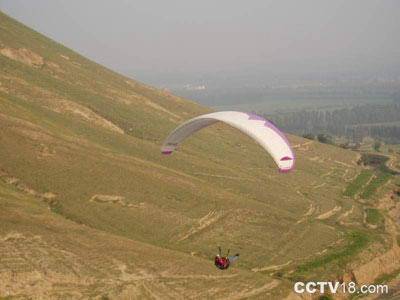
(340, 143, 350, 149)
(317, 134, 332, 144)
(373, 141, 382, 152)
(302, 133, 314, 140)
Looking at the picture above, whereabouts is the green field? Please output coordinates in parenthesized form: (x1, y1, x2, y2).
(343, 170, 374, 197)
(295, 230, 370, 274)
(360, 173, 393, 199)
(365, 208, 385, 228)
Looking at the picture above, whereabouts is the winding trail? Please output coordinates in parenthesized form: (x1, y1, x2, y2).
(292, 141, 313, 149)
(193, 172, 253, 181)
(316, 206, 341, 220)
(386, 155, 400, 173)
(295, 201, 315, 225)
(175, 210, 224, 242)
(338, 205, 355, 220)
(252, 260, 292, 272)
(313, 183, 326, 189)
(334, 160, 354, 168)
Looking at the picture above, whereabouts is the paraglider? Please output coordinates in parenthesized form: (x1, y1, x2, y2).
(161, 111, 295, 173)
(214, 247, 239, 270)
(161, 111, 295, 269)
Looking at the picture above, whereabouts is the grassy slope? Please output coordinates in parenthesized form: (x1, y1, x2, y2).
(0, 181, 272, 299)
(0, 11, 383, 298)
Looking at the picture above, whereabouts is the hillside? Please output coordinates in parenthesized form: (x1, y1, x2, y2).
(1, 11, 400, 299)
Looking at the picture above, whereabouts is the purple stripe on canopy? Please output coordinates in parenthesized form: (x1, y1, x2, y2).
(162, 151, 173, 155)
(245, 113, 291, 147)
(245, 112, 295, 173)
(280, 156, 293, 161)
(247, 114, 266, 121)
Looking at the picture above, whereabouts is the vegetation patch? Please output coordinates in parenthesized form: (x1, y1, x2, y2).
(360, 153, 388, 167)
(295, 231, 370, 274)
(343, 170, 374, 197)
(360, 173, 393, 199)
(365, 209, 384, 228)
(360, 153, 399, 175)
(374, 268, 400, 284)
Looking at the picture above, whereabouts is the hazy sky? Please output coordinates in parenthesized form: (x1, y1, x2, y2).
(1, 0, 399, 84)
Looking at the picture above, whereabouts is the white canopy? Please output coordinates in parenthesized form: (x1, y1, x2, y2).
(161, 111, 295, 173)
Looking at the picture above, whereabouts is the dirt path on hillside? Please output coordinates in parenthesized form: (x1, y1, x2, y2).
(316, 206, 342, 220)
(293, 141, 313, 149)
(295, 201, 316, 225)
(386, 155, 400, 173)
(334, 160, 354, 168)
(193, 172, 254, 181)
(338, 205, 355, 220)
(174, 210, 224, 242)
(342, 168, 350, 181)
(252, 260, 293, 272)
(322, 169, 335, 177)
(313, 183, 326, 189)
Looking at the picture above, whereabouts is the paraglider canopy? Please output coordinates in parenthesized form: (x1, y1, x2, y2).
(161, 111, 295, 173)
